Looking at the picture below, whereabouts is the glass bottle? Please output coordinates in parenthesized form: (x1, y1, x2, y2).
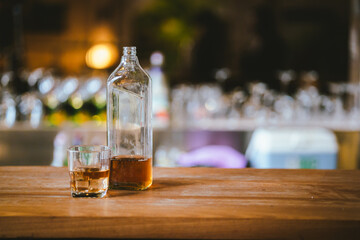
(107, 46, 152, 190)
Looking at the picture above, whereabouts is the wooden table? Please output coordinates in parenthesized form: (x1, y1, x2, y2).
(0, 167, 359, 239)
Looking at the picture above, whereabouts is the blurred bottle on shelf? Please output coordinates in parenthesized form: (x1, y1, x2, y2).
(17, 68, 45, 128)
(0, 72, 16, 128)
(334, 0, 360, 170)
(6, 1, 43, 128)
(68, 76, 103, 125)
(147, 51, 169, 128)
(91, 86, 107, 124)
(2, 68, 44, 129)
(43, 75, 78, 126)
(40, 73, 107, 127)
(37, 69, 58, 125)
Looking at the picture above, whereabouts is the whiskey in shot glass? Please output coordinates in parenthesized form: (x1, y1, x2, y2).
(68, 145, 111, 198)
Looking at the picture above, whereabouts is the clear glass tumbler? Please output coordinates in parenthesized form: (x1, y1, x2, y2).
(68, 145, 111, 198)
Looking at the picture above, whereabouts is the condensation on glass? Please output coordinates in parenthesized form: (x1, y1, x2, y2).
(107, 46, 153, 190)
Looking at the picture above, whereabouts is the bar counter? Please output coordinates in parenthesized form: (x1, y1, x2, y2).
(0, 166, 359, 239)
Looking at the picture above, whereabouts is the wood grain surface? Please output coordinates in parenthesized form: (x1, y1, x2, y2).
(0, 166, 359, 239)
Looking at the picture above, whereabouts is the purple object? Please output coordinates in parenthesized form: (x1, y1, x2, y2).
(177, 145, 247, 168)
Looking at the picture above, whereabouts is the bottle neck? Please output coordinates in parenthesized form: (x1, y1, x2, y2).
(121, 54, 139, 64)
(121, 46, 138, 64)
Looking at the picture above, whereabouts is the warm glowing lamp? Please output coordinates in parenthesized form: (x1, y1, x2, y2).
(85, 43, 118, 69)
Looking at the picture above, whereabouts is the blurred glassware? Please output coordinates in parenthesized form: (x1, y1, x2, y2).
(294, 72, 321, 120)
(274, 95, 294, 121)
(228, 89, 246, 119)
(215, 68, 231, 83)
(17, 92, 43, 128)
(38, 70, 56, 96)
(1, 72, 13, 88)
(0, 90, 16, 128)
(295, 86, 320, 120)
(0, 72, 17, 128)
(170, 69, 360, 131)
(69, 77, 101, 110)
(277, 69, 296, 94)
(199, 84, 223, 118)
(56, 76, 79, 104)
(171, 84, 193, 128)
(27, 68, 44, 88)
(69, 76, 103, 124)
(242, 82, 266, 119)
(2, 64, 359, 130)
(42, 75, 79, 126)
(319, 95, 335, 118)
(44, 76, 78, 111)
(329, 82, 346, 120)
(92, 86, 107, 124)
(93, 87, 106, 109)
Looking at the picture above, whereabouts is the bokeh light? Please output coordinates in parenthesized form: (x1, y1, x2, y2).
(85, 43, 119, 69)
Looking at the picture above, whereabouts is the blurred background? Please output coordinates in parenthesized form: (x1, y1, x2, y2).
(0, 0, 359, 169)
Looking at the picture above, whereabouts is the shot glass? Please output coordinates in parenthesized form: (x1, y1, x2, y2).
(68, 145, 111, 198)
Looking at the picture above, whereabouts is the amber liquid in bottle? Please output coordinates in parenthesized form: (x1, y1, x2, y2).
(109, 155, 152, 190)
